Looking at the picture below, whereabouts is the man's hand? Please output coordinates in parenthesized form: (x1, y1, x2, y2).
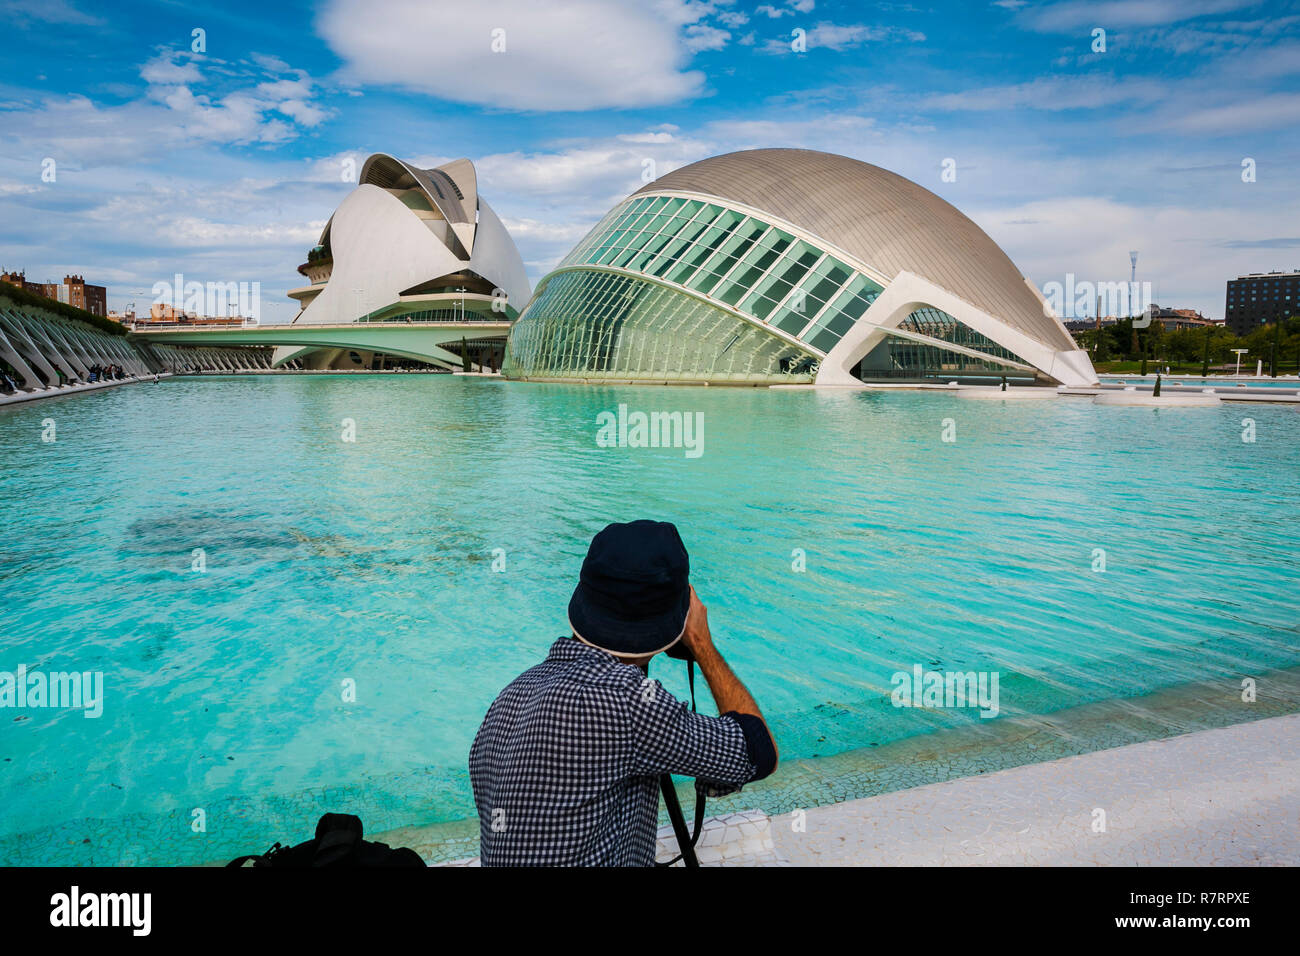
(679, 585, 714, 660)
(673, 586, 777, 769)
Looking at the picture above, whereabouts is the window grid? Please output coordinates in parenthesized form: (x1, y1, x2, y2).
(503, 269, 819, 382)
(562, 195, 898, 356)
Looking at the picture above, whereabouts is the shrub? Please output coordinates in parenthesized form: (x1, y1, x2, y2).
(0, 284, 128, 336)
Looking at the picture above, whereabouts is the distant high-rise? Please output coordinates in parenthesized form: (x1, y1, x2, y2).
(53, 275, 107, 316)
(1224, 271, 1300, 336)
(1, 270, 106, 316)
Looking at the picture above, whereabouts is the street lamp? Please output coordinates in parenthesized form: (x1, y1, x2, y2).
(1231, 348, 1248, 376)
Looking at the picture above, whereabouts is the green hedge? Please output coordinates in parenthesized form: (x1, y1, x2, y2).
(0, 282, 128, 336)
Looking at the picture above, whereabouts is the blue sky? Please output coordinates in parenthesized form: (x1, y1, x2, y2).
(1, 0, 1298, 323)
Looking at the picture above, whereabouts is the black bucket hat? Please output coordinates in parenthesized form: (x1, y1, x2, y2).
(567, 520, 690, 657)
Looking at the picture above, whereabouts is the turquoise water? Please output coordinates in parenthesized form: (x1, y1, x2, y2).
(1098, 374, 1299, 389)
(2, 375, 1298, 864)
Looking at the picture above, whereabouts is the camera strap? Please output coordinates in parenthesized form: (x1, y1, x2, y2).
(656, 659, 705, 868)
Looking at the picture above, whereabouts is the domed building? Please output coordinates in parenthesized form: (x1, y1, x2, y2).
(503, 148, 1096, 387)
(278, 153, 531, 370)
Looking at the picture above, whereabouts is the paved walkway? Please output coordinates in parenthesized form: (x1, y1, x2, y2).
(0, 373, 167, 406)
(437, 714, 1300, 867)
(753, 713, 1300, 865)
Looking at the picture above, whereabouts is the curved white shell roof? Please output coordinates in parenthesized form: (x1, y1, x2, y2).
(636, 148, 1076, 353)
(293, 154, 531, 327)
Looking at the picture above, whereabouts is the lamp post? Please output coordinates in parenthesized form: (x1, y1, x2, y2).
(1231, 348, 1247, 376)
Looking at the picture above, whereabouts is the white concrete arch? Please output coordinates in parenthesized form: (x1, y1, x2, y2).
(0, 310, 60, 386)
(816, 271, 1098, 388)
(23, 316, 83, 382)
(0, 320, 42, 388)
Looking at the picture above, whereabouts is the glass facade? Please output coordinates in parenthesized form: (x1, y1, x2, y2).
(506, 193, 890, 382)
(556, 195, 888, 360)
(508, 192, 1033, 384)
(857, 309, 1035, 380)
(897, 308, 1029, 366)
(503, 269, 820, 383)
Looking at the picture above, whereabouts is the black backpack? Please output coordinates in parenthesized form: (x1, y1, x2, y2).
(227, 813, 425, 868)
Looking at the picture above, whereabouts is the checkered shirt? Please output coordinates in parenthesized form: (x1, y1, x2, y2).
(469, 636, 764, 866)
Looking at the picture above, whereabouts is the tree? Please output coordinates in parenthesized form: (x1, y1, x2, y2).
(1094, 331, 1110, 362)
(1272, 317, 1282, 377)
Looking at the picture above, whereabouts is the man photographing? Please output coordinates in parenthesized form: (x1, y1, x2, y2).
(469, 520, 778, 866)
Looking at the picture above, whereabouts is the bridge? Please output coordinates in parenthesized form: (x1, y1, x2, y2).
(131, 320, 512, 371)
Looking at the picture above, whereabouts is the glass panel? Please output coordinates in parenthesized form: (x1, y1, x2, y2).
(646, 213, 716, 276)
(771, 303, 813, 335)
(749, 295, 782, 321)
(740, 267, 799, 313)
(808, 327, 839, 352)
(824, 310, 857, 336)
(607, 244, 643, 268)
(643, 212, 675, 235)
(796, 274, 883, 349)
(596, 243, 628, 266)
(724, 264, 766, 294)
(683, 226, 746, 291)
(625, 231, 677, 271)
(502, 268, 820, 384)
(721, 219, 768, 256)
(804, 271, 844, 306)
(691, 266, 731, 296)
(759, 229, 794, 258)
(622, 212, 654, 235)
(716, 280, 749, 306)
(660, 209, 736, 285)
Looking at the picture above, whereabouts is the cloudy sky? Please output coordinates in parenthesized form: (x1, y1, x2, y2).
(1, 0, 1297, 323)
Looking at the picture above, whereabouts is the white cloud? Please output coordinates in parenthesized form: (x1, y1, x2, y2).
(250, 53, 293, 74)
(1, 0, 100, 26)
(1158, 91, 1300, 133)
(316, 0, 710, 111)
(919, 75, 1164, 111)
(756, 0, 815, 16)
(1019, 0, 1259, 33)
(0, 51, 333, 167)
(140, 54, 203, 86)
(500, 218, 593, 244)
(684, 24, 731, 52)
(760, 21, 926, 54)
(471, 129, 713, 211)
(257, 77, 330, 126)
(978, 193, 1300, 319)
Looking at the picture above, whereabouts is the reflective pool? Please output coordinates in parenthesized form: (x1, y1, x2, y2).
(2, 375, 1297, 864)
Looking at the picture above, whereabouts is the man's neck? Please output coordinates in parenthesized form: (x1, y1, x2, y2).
(572, 633, 654, 669)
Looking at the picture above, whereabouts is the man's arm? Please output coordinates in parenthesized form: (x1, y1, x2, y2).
(679, 586, 778, 767)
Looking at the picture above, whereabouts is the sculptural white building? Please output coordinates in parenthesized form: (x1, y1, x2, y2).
(504, 149, 1097, 387)
(278, 153, 531, 370)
